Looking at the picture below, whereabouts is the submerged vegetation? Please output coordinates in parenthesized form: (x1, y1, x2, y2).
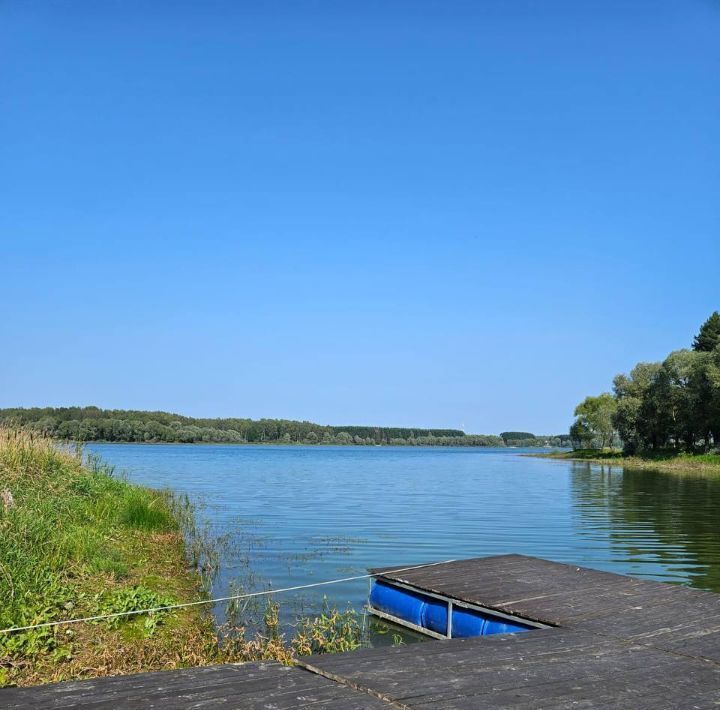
(0, 428, 366, 688)
(567, 312, 720, 459)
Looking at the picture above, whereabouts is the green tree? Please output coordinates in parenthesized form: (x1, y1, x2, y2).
(613, 362, 672, 452)
(572, 393, 617, 449)
(710, 346, 720, 447)
(692, 311, 720, 352)
(569, 419, 594, 449)
(657, 350, 698, 451)
(575, 314, 720, 455)
(500, 431, 535, 444)
(687, 349, 718, 450)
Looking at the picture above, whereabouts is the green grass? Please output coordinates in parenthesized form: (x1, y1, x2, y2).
(531, 448, 720, 474)
(119, 490, 175, 530)
(0, 427, 219, 687)
(0, 427, 375, 688)
(0, 434, 173, 631)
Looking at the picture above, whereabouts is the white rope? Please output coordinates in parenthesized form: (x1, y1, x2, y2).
(0, 559, 456, 635)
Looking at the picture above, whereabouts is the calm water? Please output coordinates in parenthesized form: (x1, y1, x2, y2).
(88, 444, 720, 625)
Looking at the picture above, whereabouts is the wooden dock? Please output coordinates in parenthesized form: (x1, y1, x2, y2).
(3, 554, 720, 708)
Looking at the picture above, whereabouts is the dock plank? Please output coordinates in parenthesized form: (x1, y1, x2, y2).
(301, 628, 720, 708)
(373, 555, 684, 627)
(4, 555, 720, 708)
(0, 663, 390, 709)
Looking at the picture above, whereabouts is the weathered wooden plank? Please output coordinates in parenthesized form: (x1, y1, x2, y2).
(0, 663, 390, 709)
(374, 555, 690, 627)
(302, 629, 720, 709)
(339, 556, 720, 706)
(302, 628, 612, 676)
(0, 666, 240, 708)
(376, 556, 720, 639)
(5, 555, 720, 708)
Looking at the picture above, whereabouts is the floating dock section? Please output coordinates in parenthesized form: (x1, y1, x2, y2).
(4, 554, 720, 708)
(368, 577, 544, 638)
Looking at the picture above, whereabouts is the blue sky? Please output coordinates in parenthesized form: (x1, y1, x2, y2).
(1, 0, 718, 434)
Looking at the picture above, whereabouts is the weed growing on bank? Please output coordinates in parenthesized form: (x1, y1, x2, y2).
(0, 428, 368, 688)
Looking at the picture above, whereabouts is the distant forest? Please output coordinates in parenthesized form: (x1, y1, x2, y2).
(499, 431, 571, 448)
(0, 407, 568, 447)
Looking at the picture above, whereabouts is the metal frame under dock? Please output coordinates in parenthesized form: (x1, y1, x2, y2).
(3, 554, 720, 708)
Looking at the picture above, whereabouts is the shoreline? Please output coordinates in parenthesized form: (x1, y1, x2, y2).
(0, 429, 218, 688)
(81, 440, 562, 450)
(527, 449, 720, 475)
(79, 440, 516, 448)
(0, 428, 368, 688)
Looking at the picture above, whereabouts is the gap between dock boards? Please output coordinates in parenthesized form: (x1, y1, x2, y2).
(297, 660, 408, 708)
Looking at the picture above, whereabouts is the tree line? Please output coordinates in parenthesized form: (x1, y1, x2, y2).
(0, 407, 509, 446)
(500, 431, 572, 447)
(570, 312, 720, 453)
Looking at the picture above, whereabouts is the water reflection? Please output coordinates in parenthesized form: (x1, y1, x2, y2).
(570, 462, 720, 591)
(88, 443, 720, 628)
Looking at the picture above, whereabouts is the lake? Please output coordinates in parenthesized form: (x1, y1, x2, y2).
(88, 444, 720, 629)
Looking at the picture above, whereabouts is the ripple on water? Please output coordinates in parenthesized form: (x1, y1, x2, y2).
(87, 445, 720, 626)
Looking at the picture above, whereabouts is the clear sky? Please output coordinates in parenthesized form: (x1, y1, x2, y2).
(1, 0, 718, 434)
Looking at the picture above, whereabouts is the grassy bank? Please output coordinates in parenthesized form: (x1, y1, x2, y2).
(0, 427, 221, 687)
(0, 428, 364, 688)
(531, 448, 720, 474)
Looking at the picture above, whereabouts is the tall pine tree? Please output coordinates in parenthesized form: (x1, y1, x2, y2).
(693, 311, 720, 352)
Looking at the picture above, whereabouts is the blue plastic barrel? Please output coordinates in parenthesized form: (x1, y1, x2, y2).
(483, 617, 533, 635)
(370, 580, 534, 638)
(422, 598, 449, 635)
(450, 607, 533, 637)
(451, 607, 487, 637)
(369, 580, 427, 626)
